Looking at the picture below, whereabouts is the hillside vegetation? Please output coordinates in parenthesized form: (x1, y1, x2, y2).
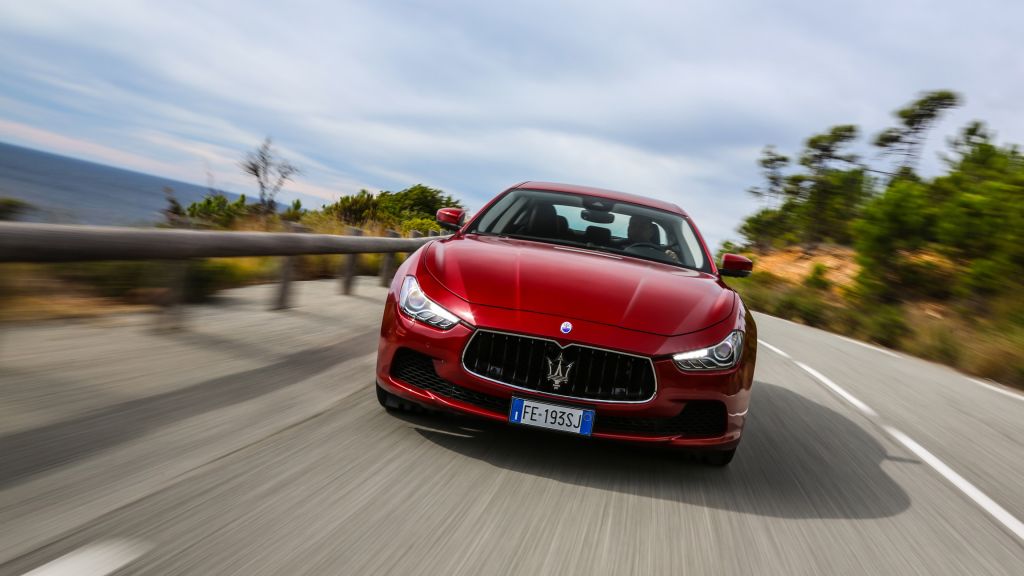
(724, 90, 1024, 387)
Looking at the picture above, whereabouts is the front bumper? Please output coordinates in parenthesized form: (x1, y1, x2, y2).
(376, 298, 751, 450)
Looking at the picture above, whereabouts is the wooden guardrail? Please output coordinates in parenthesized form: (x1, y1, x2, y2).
(0, 222, 445, 326)
(0, 222, 437, 262)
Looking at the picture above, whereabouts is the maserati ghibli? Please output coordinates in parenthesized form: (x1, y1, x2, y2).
(375, 182, 757, 465)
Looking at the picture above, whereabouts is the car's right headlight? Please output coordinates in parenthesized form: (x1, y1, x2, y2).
(672, 330, 744, 371)
(399, 275, 460, 330)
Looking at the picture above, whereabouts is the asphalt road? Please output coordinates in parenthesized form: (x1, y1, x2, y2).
(0, 278, 1022, 575)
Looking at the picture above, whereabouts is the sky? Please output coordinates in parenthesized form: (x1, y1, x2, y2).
(1, 0, 1022, 248)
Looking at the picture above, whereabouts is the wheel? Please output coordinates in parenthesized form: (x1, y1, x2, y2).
(702, 448, 736, 467)
(376, 383, 402, 411)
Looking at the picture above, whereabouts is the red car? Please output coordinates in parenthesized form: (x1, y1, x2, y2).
(375, 182, 756, 465)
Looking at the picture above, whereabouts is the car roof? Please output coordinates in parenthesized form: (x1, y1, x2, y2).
(512, 181, 688, 217)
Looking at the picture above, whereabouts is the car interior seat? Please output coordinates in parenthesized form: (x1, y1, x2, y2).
(584, 225, 612, 246)
(627, 215, 658, 244)
(526, 203, 559, 238)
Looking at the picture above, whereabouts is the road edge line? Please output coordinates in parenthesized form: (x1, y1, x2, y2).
(883, 426, 1024, 542)
(21, 540, 151, 576)
(836, 334, 901, 358)
(785, 354, 1024, 544)
(759, 341, 790, 359)
(967, 377, 1024, 403)
(794, 361, 878, 418)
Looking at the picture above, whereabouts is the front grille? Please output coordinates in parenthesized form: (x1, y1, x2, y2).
(390, 348, 508, 413)
(461, 330, 656, 402)
(391, 348, 722, 438)
(598, 401, 726, 437)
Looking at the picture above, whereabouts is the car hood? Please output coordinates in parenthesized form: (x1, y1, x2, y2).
(424, 235, 734, 336)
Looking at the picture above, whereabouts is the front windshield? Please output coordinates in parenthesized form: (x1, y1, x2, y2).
(467, 189, 710, 272)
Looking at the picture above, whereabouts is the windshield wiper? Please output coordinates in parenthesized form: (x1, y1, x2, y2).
(494, 233, 591, 251)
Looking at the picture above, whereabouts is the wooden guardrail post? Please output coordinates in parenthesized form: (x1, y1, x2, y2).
(340, 227, 362, 295)
(273, 222, 307, 310)
(428, 230, 439, 237)
(155, 260, 189, 331)
(379, 229, 400, 286)
(273, 256, 295, 310)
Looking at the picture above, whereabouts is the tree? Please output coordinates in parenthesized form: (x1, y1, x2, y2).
(854, 120, 1024, 301)
(323, 190, 382, 224)
(738, 204, 799, 249)
(790, 125, 869, 244)
(736, 124, 871, 247)
(376, 184, 462, 222)
(186, 194, 251, 229)
(800, 124, 861, 172)
(747, 146, 789, 204)
(323, 184, 463, 226)
(874, 90, 961, 176)
(162, 186, 187, 226)
(241, 137, 300, 213)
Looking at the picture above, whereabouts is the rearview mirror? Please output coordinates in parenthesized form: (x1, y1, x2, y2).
(436, 207, 465, 231)
(719, 253, 753, 278)
(581, 209, 614, 224)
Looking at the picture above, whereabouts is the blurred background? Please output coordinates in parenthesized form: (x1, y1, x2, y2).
(1, 1, 1022, 384)
(1, 1, 1023, 575)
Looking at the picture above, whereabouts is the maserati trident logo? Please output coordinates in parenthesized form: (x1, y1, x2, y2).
(545, 353, 574, 390)
(560, 321, 573, 334)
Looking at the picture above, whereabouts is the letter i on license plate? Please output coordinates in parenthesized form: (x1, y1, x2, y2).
(509, 397, 595, 436)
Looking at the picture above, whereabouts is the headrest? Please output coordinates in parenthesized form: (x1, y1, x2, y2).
(584, 225, 611, 245)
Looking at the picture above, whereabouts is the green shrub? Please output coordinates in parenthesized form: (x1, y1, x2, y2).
(400, 217, 441, 235)
(0, 197, 31, 221)
(909, 323, 962, 365)
(182, 260, 254, 302)
(54, 261, 161, 298)
(358, 253, 382, 276)
(775, 287, 830, 327)
(961, 257, 1007, 296)
(803, 263, 831, 290)
(899, 256, 956, 299)
(862, 305, 909, 348)
(726, 271, 786, 314)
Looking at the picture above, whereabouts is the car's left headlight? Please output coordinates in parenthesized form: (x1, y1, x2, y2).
(673, 330, 744, 371)
(399, 275, 461, 330)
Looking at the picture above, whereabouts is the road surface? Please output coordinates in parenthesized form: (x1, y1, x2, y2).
(0, 278, 1021, 575)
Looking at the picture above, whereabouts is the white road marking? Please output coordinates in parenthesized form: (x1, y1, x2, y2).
(967, 377, 1024, 402)
(21, 540, 151, 576)
(795, 361, 878, 418)
(836, 334, 901, 358)
(788, 355, 1024, 544)
(758, 341, 790, 359)
(884, 426, 1024, 542)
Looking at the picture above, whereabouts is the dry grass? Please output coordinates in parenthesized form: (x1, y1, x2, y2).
(731, 250, 1024, 388)
(751, 245, 860, 291)
(0, 295, 155, 322)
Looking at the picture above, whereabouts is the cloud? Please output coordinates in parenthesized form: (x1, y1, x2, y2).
(1, 0, 1023, 247)
(0, 118, 182, 176)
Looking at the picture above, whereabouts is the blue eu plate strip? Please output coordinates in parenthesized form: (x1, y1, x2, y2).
(509, 397, 525, 423)
(580, 410, 594, 435)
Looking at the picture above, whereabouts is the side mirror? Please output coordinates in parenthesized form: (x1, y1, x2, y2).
(719, 253, 753, 278)
(436, 207, 465, 231)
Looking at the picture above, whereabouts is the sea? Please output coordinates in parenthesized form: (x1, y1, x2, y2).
(0, 141, 278, 225)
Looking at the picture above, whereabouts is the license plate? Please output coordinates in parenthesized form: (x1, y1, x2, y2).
(508, 397, 595, 436)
